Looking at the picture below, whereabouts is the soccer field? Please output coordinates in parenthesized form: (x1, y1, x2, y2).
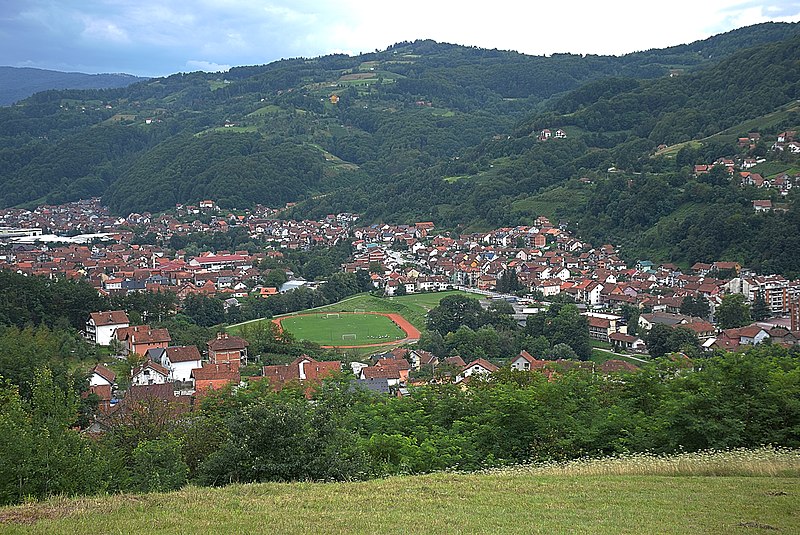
(278, 313, 407, 346)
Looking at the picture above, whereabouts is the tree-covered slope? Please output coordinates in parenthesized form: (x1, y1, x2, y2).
(0, 66, 145, 106)
(0, 22, 797, 214)
(296, 31, 800, 222)
(1, 24, 800, 273)
(541, 35, 800, 144)
(104, 133, 326, 213)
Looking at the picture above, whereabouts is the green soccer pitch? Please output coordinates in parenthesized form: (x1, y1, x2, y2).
(277, 313, 407, 346)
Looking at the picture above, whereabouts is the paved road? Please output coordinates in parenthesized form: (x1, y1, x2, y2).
(593, 347, 650, 363)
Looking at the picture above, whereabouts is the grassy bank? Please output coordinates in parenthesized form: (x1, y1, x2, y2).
(2, 449, 798, 534)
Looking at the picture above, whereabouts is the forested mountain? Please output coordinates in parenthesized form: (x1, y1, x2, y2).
(0, 67, 145, 106)
(1, 22, 799, 272)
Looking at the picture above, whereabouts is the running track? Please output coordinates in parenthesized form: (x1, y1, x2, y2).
(272, 312, 421, 349)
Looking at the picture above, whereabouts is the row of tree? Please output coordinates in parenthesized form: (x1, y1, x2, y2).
(420, 294, 592, 361)
(2, 345, 798, 505)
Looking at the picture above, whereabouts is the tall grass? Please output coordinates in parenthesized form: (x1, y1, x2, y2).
(512, 446, 800, 477)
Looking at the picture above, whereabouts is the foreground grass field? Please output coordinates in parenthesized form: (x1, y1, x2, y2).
(278, 313, 406, 346)
(2, 449, 797, 534)
(1, 474, 796, 534)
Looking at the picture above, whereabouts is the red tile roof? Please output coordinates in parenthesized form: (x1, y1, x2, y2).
(463, 358, 499, 373)
(164, 345, 202, 363)
(133, 328, 171, 345)
(89, 310, 129, 326)
(207, 333, 249, 351)
(133, 359, 170, 378)
(262, 357, 341, 387)
(191, 363, 240, 382)
(91, 364, 116, 384)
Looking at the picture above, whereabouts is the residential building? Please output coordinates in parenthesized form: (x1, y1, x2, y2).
(158, 346, 203, 383)
(456, 358, 499, 383)
(85, 310, 129, 345)
(207, 332, 249, 370)
(131, 359, 170, 386)
(263, 356, 341, 394)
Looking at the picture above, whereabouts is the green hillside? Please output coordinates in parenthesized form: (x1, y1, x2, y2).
(2, 455, 797, 534)
(1, 24, 800, 273)
(0, 22, 796, 213)
(0, 67, 145, 106)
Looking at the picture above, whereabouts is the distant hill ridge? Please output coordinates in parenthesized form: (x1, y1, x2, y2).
(0, 66, 146, 106)
(0, 22, 798, 276)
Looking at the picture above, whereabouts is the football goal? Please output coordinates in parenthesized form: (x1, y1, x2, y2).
(342, 333, 357, 341)
(325, 313, 341, 319)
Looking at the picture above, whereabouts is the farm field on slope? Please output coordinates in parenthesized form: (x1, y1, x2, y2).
(2, 471, 796, 534)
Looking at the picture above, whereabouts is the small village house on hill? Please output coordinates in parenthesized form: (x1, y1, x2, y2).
(156, 345, 203, 383)
(88, 364, 117, 412)
(115, 325, 171, 356)
(261, 356, 341, 396)
(131, 359, 170, 386)
(207, 332, 249, 370)
(85, 310, 129, 345)
(191, 363, 240, 394)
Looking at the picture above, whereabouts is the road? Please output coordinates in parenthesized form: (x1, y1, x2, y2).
(592, 347, 650, 363)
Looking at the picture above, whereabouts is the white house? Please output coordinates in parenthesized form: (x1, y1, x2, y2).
(350, 361, 369, 376)
(509, 350, 543, 371)
(583, 282, 605, 306)
(89, 364, 116, 388)
(159, 346, 203, 383)
(552, 268, 571, 281)
(609, 333, 647, 352)
(455, 358, 499, 383)
(131, 360, 170, 386)
(88, 364, 117, 411)
(85, 310, 129, 346)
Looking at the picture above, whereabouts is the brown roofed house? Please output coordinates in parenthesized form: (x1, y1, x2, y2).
(86, 310, 130, 345)
(88, 364, 117, 412)
(130, 327, 171, 357)
(131, 359, 171, 386)
(261, 356, 341, 396)
(456, 358, 499, 383)
(161, 346, 203, 383)
(207, 332, 249, 370)
(192, 363, 241, 395)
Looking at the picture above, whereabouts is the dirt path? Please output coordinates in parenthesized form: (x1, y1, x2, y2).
(272, 312, 421, 349)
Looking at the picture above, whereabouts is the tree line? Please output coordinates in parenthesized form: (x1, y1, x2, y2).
(1, 344, 798, 505)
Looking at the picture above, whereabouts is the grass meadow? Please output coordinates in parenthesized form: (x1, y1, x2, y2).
(278, 313, 406, 346)
(2, 448, 797, 534)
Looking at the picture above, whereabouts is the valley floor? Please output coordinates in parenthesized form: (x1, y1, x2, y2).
(1, 471, 797, 534)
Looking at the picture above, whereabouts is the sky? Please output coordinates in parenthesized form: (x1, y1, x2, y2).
(2, 1, 800, 77)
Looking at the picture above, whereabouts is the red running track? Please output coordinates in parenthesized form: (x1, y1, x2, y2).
(272, 312, 421, 349)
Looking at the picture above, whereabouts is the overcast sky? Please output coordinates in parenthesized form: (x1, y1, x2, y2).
(2, 1, 799, 77)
